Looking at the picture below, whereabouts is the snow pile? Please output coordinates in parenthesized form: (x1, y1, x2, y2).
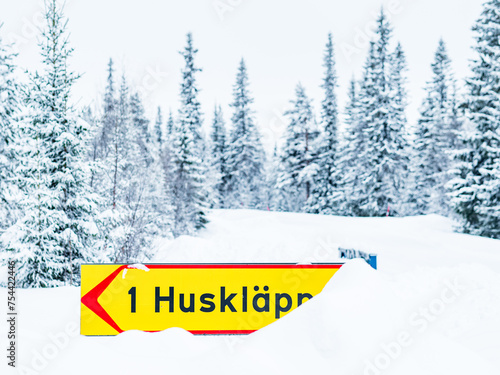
(1, 210, 500, 374)
(1, 260, 499, 374)
(153, 210, 500, 273)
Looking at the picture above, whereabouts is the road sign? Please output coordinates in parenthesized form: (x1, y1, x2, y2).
(81, 263, 342, 335)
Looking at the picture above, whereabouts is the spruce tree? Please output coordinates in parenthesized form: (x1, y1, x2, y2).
(178, 33, 204, 151)
(277, 83, 317, 212)
(413, 40, 459, 215)
(3, 0, 99, 287)
(170, 33, 209, 235)
(307, 33, 342, 215)
(166, 110, 175, 137)
(348, 42, 378, 215)
(338, 77, 361, 216)
(83, 106, 102, 192)
(390, 42, 411, 215)
(354, 10, 410, 216)
(99, 58, 116, 158)
(450, 0, 500, 238)
(154, 106, 164, 147)
(265, 145, 280, 211)
(130, 92, 152, 166)
(160, 110, 176, 215)
(170, 112, 208, 236)
(0, 28, 20, 230)
(225, 58, 266, 209)
(210, 105, 227, 208)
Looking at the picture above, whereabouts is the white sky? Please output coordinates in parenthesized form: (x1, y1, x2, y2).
(0, 0, 485, 150)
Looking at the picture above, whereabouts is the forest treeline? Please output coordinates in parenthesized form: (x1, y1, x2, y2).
(0, 1, 499, 287)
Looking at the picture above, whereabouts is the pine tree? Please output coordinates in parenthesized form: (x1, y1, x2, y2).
(166, 110, 175, 137)
(170, 33, 209, 235)
(0, 28, 20, 231)
(391, 43, 409, 142)
(413, 40, 459, 215)
(99, 58, 116, 158)
(112, 75, 132, 210)
(130, 92, 153, 166)
(265, 145, 280, 211)
(178, 32, 204, 151)
(277, 83, 317, 212)
(225, 58, 266, 209)
(161, 110, 175, 180)
(4, 104, 69, 287)
(82, 106, 101, 191)
(154, 106, 164, 147)
(170, 113, 208, 236)
(353, 10, 410, 216)
(307, 33, 342, 215)
(159, 110, 176, 216)
(210, 105, 227, 208)
(338, 77, 361, 216)
(2, 0, 99, 287)
(390, 42, 412, 215)
(450, 0, 500, 238)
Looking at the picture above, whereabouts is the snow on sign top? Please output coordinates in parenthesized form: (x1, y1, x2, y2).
(80, 263, 343, 335)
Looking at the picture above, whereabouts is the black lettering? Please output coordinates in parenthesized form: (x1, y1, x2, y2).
(220, 287, 237, 312)
(252, 286, 270, 312)
(242, 286, 248, 312)
(179, 293, 195, 312)
(155, 286, 174, 313)
(275, 293, 292, 319)
(298, 293, 313, 306)
(200, 293, 216, 312)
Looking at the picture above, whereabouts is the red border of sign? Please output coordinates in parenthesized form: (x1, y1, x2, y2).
(81, 263, 343, 335)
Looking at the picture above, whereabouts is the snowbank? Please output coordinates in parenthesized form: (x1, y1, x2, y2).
(153, 210, 500, 274)
(1, 210, 499, 374)
(1, 260, 499, 374)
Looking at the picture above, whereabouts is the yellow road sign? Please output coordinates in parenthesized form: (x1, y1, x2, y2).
(81, 263, 342, 335)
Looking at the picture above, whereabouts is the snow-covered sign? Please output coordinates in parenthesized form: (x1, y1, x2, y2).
(80, 263, 343, 335)
(338, 248, 378, 269)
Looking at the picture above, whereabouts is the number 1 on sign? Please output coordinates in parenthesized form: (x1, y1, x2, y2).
(128, 287, 136, 313)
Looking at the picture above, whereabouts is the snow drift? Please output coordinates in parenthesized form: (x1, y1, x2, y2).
(1, 209, 499, 374)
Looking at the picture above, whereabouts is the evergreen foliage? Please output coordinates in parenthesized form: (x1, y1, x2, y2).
(225, 59, 266, 209)
(449, 0, 500, 238)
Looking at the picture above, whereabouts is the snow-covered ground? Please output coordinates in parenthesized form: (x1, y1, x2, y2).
(2, 209, 500, 374)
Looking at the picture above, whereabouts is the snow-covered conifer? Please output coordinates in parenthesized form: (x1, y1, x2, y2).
(338, 77, 361, 216)
(225, 58, 266, 209)
(277, 83, 317, 212)
(170, 33, 209, 235)
(3, 0, 99, 286)
(0, 28, 21, 230)
(307, 33, 342, 215)
(154, 106, 164, 147)
(353, 10, 410, 216)
(449, 0, 500, 238)
(413, 40, 459, 214)
(210, 105, 227, 207)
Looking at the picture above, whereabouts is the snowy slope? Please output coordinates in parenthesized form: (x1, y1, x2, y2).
(1, 209, 500, 374)
(154, 209, 500, 273)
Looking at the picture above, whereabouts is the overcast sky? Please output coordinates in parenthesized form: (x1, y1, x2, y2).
(0, 0, 486, 150)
